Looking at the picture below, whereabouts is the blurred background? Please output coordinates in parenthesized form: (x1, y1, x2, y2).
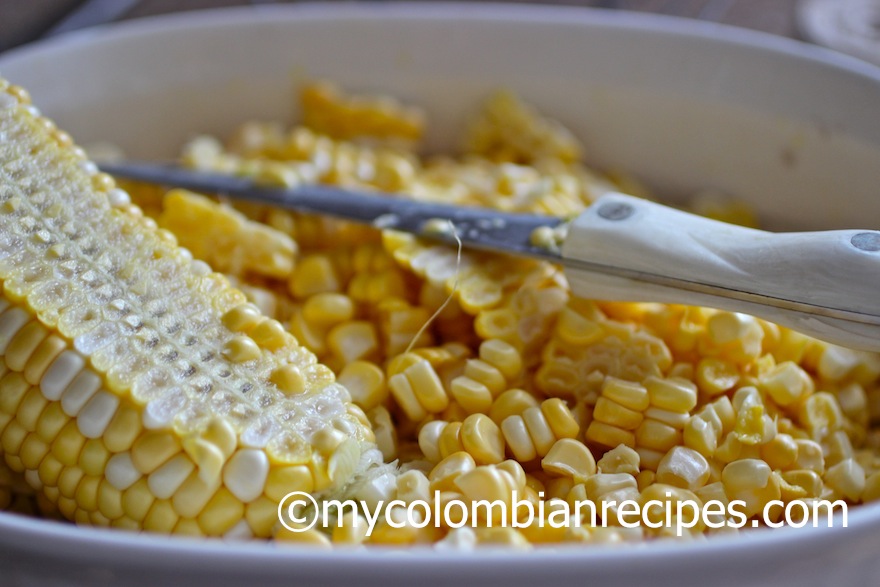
(0, 0, 878, 65)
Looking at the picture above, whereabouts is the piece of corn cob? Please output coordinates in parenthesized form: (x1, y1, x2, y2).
(0, 79, 384, 537)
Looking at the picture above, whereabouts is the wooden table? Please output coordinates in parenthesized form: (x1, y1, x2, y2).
(1, 0, 802, 54)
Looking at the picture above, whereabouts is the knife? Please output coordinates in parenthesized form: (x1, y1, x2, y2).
(100, 162, 880, 353)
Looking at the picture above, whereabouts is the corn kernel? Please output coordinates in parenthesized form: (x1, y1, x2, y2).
(645, 376, 697, 412)
(602, 378, 649, 411)
(337, 361, 387, 410)
(759, 361, 813, 406)
(597, 444, 640, 475)
(461, 414, 505, 465)
(656, 446, 710, 490)
(695, 358, 740, 396)
(594, 397, 643, 431)
(586, 421, 636, 449)
(824, 458, 865, 501)
(542, 439, 596, 482)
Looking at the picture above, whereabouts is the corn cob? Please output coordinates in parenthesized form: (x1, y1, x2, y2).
(0, 79, 382, 537)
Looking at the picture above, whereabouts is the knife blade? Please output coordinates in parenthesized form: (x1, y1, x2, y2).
(100, 161, 880, 352)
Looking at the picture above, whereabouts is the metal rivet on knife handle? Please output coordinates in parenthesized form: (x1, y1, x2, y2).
(851, 232, 880, 252)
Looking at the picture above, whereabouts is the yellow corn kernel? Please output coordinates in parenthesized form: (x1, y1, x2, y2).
(542, 439, 596, 482)
(264, 465, 314, 503)
(500, 415, 537, 462)
(695, 358, 740, 396)
(781, 469, 824, 499)
(429, 452, 476, 493)
(405, 358, 449, 413)
(270, 364, 307, 396)
(555, 307, 604, 347)
(6, 320, 48, 372)
(222, 336, 261, 363)
(288, 308, 327, 356)
(478, 339, 523, 381)
(711, 396, 736, 433)
(417, 420, 446, 463)
(449, 377, 493, 414)
(50, 421, 86, 466)
(289, 254, 340, 298)
(437, 421, 464, 458)
(596, 444, 640, 475)
(389, 373, 426, 421)
(369, 406, 398, 462)
(644, 376, 697, 412)
(79, 438, 110, 477)
(182, 438, 225, 485)
(460, 414, 505, 465)
(638, 483, 704, 533)
(396, 469, 431, 504)
(824, 458, 865, 501)
(220, 303, 262, 333)
(454, 466, 513, 519)
(121, 478, 155, 522)
(636, 470, 655, 492)
(275, 526, 332, 548)
(38, 455, 63, 487)
(732, 386, 769, 445)
(584, 473, 638, 504)
(601, 378, 649, 411)
(332, 511, 370, 545)
(655, 446, 710, 490)
(704, 312, 763, 364)
(540, 398, 579, 439)
(863, 472, 880, 502)
(522, 406, 556, 456)
(197, 488, 245, 536)
(636, 419, 682, 452)
(721, 459, 781, 518)
(369, 504, 434, 545)
(327, 321, 379, 363)
(131, 432, 181, 475)
(20, 433, 49, 470)
(636, 448, 665, 472)
(594, 398, 643, 431)
(758, 361, 813, 406)
(816, 344, 861, 382)
(160, 190, 296, 279)
(463, 359, 507, 397)
(143, 500, 179, 534)
(96, 480, 124, 520)
(250, 319, 289, 351)
(337, 360, 387, 411)
(489, 389, 539, 424)
(825, 430, 854, 468)
(760, 433, 798, 470)
(586, 421, 636, 449)
(0, 372, 30, 418)
(23, 335, 66, 386)
(643, 407, 689, 430)
(798, 392, 844, 440)
(103, 406, 142, 453)
(17, 387, 49, 432)
(302, 293, 355, 327)
(497, 459, 527, 493)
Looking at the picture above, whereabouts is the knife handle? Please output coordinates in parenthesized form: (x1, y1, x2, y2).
(560, 193, 880, 352)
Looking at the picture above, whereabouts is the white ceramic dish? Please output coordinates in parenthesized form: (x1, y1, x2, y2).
(1, 4, 880, 586)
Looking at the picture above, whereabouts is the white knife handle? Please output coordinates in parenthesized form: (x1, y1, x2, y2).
(560, 193, 880, 351)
